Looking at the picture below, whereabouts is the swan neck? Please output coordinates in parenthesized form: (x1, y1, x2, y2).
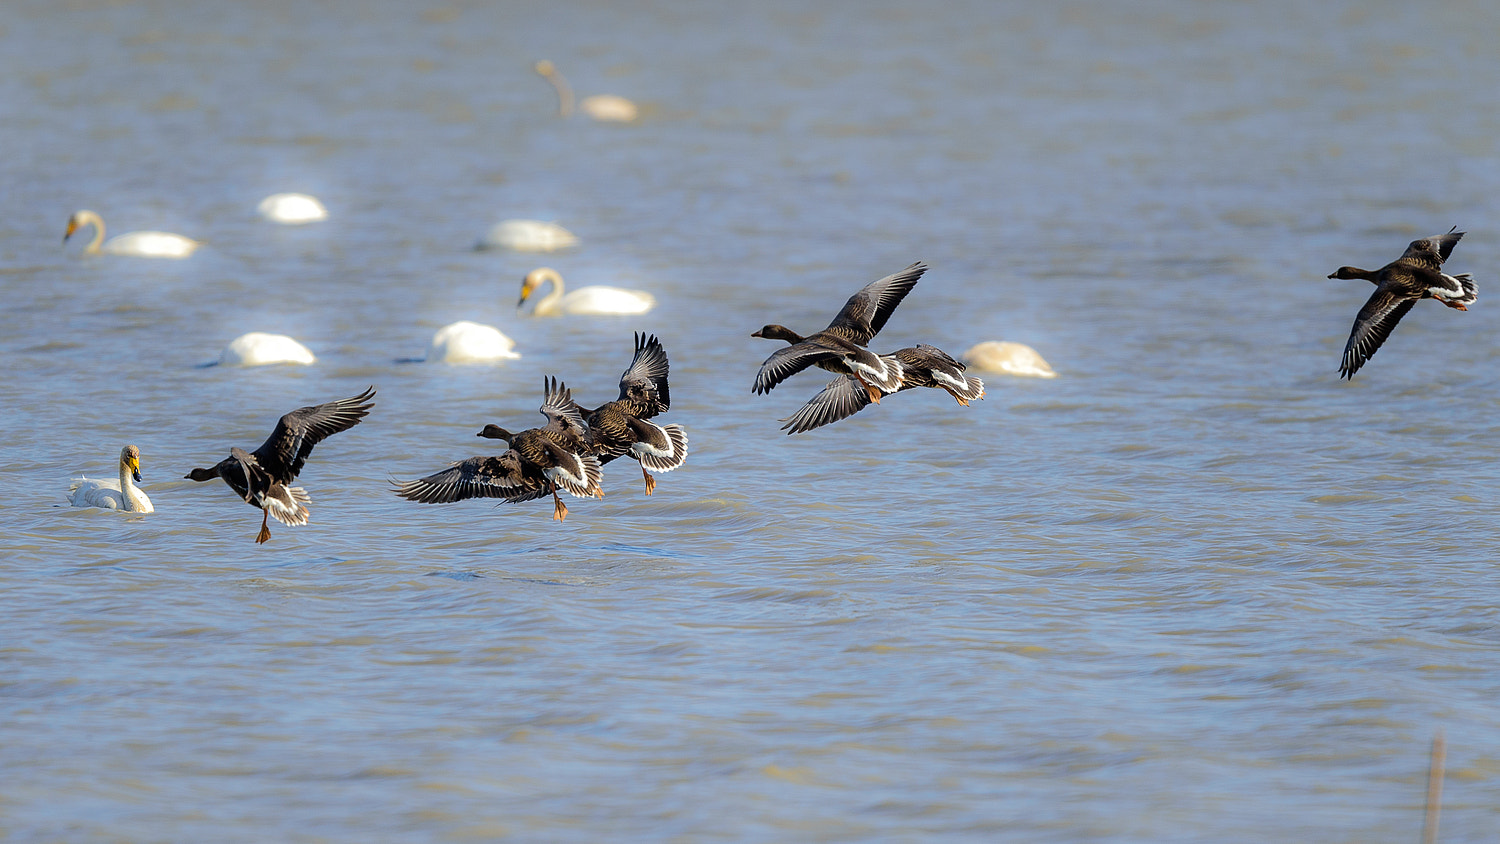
(117, 458, 144, 512)
(537, 62, 574, 116)
(536, 270, 565, 315)
(81, 210, 105, 254)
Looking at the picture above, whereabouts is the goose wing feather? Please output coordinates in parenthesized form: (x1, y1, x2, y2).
(753, 341, 844, 394)
(780, 375, 874, 434)
(1399, 226, 1463, 269)
(619, 332, 671, 411)
(252, 387, 376, 483)
(1340, 290, 1416, 379)
(393, 453, 533, 504)
(825, 262, 926, 344)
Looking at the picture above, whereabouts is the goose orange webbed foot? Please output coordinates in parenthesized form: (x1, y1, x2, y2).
(642, 466, 657, 496)
(255, 511, 272, 544)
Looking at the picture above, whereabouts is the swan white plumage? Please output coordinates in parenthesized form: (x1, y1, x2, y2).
(477, 219, 579, 252)
(219, 332, 317, 366)
(69, 445, 154, 513)
(425, 321, 521, 363)
(64, 210, 199, 258)
(962, 341, 1057, 378)
(535, 60, 639, 123)
(258, 193, 328, 224)
(518, 267, 655, 316)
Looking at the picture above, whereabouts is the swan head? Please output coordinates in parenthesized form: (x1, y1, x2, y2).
(477, 424, 513, 442)
(752, 324, 802, 344)
(63, 211, 95, 244)
(120, 445, 142, 483)
(534, 59, 557, 78)
(518, 267, 562, 310)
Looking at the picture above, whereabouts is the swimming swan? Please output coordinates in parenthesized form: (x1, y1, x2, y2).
(962, 341, 1057, 378)
(64, 210, 199, 258)
(69, 445, 154, 513)
(476, 219, 579, 252)
(518, 267, 655, 316)
(425, 320, 521, 363)
(258, 193, 328, 224)
(534, 60, 639, 123)
(219, 333, 317, 367)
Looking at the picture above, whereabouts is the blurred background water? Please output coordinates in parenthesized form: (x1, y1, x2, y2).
(3, 0, 1500, 840)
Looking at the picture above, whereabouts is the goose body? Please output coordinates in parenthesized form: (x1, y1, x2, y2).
(583, 333, 688, 494)
(1329, 227, 1477, 379)
(64, 210, 199, 258)
(751, 262, 926, 401)
(219, 333, 316, 367)
(780, 344, 985, 434)
(477, 220, 578, 252)
(395, 378, 602, 521)
(257, 193, 328, 224)
(518, 267, 655, 316)
(425, 321, 520, 363)
(69, 445, 153, 513)
(185, 388, 375, 543)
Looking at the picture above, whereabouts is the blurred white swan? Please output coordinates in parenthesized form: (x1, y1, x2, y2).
(64, 210, 199, 258)
(962, 341, 1056, 378)
(69, 445, 154, 513)
(219, 333, 316, 366)
(425, 321, 521, 363)
(477, 219, 579, 252)
(518, 267, 655, 316)
(258, 193, 328, 224)
(535, 60, 639, 123)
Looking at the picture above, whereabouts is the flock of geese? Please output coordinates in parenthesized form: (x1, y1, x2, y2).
(69, 331, 687, 542)
(58, 182, 1478, 541)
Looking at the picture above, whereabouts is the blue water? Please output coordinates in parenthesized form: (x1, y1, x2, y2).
(3, 0, 1500, 840)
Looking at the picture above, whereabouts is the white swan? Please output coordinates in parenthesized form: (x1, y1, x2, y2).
(518, 267, 655, 316)
(219, 332, 317, 366)
(69, 445, 154, 513)
(258, 193, 328, 224)
(962, 341, 1057, 378)
(64, 210, 199, 258)
(425, 320, 521, 363)
(534, 60, 640, 123)
(477, 219, 579, 252)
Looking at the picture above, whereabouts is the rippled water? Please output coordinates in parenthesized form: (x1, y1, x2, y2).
(5, 0, 1500, 840)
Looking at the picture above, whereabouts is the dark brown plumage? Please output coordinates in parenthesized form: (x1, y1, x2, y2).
(394, 377, 602, 521)
(1329, 227, 1476, 379)
(752, 262, 926, 400)
(185, 387, 376, 543)
(779, 345, 985, 434)
(582, 333, 688, 495)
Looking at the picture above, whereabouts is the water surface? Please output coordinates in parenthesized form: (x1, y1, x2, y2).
(4, 0, 1500, 840)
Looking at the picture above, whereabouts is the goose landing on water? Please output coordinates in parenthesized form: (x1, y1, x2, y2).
(582, 333, 688, 495)
(185, 388, 376, 543)
(394, 378, 601, 521)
